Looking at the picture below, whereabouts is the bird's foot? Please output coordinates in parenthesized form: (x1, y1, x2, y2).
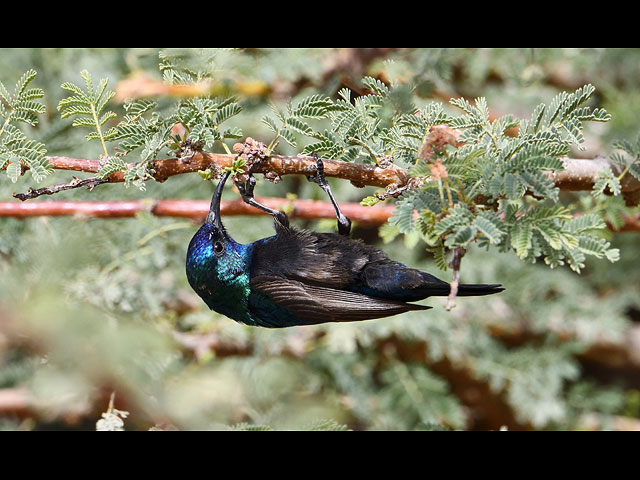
(236, 174, 257, 200)
(307, 152, 351, 236)
(306, 152, 329, 188)
(235, 173, 289, 228)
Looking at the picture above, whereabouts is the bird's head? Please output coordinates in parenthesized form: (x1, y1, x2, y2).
(187, 170, 232, 268)
(200, 169, 233, 252)
(186, 171, 249, 298)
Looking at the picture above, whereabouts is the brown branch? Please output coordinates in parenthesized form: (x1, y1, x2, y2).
(11, 131, 640, 206)
(3, 198, 640, 232)
(7, 125, 640, 211)
(11, 152, 412, 201)
(0, 197, 396, 225)
(0, 387, 33, 416)
(551, 156, 638, 193)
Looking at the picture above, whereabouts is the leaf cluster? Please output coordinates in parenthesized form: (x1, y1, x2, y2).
(595, 132, 640, 198)
(56, 67, 244, 189)
(0, 70, 50, 183)
(256, 78, 620, 276)
(379, 84, 618, 272)
(57, 70, 117, 155)
(261, 94, 334, 150)
(176, 96, 243, 148)
(0, 59, 628, 274)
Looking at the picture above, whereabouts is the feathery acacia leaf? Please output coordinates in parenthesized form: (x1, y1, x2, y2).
(0, 71, 49, 182)
(57, 70, 117, 156)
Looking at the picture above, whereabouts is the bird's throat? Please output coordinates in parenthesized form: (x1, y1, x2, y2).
(186, 229, 254, 323)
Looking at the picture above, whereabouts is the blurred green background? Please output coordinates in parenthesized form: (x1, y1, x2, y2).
(1, 48, 640, 430)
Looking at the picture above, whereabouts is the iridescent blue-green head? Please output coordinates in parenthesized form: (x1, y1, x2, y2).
(186, 172, 253, 323)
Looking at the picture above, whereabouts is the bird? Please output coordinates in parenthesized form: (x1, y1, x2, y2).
(186, 155, 504, 328)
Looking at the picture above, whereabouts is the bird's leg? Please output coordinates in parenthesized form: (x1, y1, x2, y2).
(307, 153, 352, 236)
(235, 174, 290, 229)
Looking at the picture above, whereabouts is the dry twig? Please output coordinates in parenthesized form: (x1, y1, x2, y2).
(445, 247, 466, 311)
(12, 176, 108, 201)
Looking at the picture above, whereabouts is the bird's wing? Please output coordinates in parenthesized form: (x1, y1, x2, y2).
(250, 229, 385, 289)
(248, 275, 430, 327)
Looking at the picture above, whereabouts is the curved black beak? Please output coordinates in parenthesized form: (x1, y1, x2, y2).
(205, 171, 231, 228)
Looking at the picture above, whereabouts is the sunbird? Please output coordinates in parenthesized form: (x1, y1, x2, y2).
(186, 156, 503, 328)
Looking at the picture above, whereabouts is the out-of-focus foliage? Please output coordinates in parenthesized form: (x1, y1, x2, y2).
(1, 48, 640, 431)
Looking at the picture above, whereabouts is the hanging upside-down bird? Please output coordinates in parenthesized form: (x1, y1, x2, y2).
(186, 155, 504, 328)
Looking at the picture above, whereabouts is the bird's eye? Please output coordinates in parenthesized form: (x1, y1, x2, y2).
(213, 241, 224, 255)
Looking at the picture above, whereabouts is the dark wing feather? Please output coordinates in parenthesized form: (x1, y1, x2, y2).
(249, 275, 430, 326)
(250, 228, 386, 289)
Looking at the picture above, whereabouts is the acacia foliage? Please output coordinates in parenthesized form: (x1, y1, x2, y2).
(5, 58, 629, 273)
(0, 70, 50, 183)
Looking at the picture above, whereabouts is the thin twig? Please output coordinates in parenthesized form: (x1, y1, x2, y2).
(12, 176, 109, 201)
(11, 152, 412, 200)
(445, 247, 466, 311)
(6, 125, 640, 208)
(9, 139, 640, 206)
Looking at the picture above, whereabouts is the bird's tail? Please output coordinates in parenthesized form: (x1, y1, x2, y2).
(456, 283, 504, 296)
(420, 283, 504, 297)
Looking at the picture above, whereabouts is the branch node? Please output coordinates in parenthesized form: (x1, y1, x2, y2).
(177, 138, 204, 164)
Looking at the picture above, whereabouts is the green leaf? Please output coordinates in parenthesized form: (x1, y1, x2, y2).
(278, 128, 297, 147)
(473, 215, 505, 244)
(5, 160, 21, 182)
(567, 214, 606, 234)
(504, 173, 525, 199)
(214, 103, 242, 124)
(511, 223, 533, 259)
(433, 245, 448, 271)
(577, 236, 611, 259)
(97, 156, 128, 179)
(57, 70, 118, 156)
(534, 224, 563, 250)
(360, 195, 380, 207)
(0, 81, 11, 106)
(605, 248, 620, 262)
(361, 76, 389, 96)
(292, 94, 333, 118)
(287, 117, 314, 136)
(60, 81, 89, 102)
(592, 168, 621, 197)
(261, 115, 278, 134)
(445, 225, 476, 247)
(390, 201, 416, 234)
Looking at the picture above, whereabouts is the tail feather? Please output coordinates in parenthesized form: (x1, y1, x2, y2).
(413, 282, 504, 298)
(455, 283, 504, 297)
(416, 271, 504, 298)
(358, 262, 504, 301)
